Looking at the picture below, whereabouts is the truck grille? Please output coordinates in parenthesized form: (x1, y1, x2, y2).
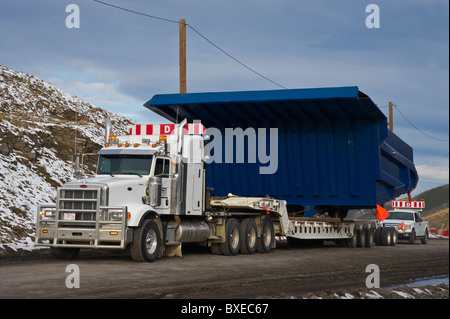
(58, 187, 102, 223)
(383, 222, 399, 228)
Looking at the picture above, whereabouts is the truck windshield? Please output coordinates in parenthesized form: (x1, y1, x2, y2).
(386, 211, 414, 220)
(97, 155, 153, 176)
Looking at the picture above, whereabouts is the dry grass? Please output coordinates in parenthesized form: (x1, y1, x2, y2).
(423, 208, 449, 230)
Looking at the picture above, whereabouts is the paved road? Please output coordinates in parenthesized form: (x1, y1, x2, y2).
(0, 239, 448, 299)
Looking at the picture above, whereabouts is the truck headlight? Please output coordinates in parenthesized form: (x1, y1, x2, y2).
(109, 211, 123, 221)
(40, 209, 55, 219)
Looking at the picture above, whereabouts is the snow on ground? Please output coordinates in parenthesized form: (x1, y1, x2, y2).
(0, 65, 135, 250)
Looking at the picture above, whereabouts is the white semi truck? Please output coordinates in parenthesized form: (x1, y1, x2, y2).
(35, 119, 390, 261)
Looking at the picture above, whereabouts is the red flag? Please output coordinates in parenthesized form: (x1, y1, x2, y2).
(375, 204, 390, 221)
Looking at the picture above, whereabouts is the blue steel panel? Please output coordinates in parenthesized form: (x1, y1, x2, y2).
(145, 87, 418, 216)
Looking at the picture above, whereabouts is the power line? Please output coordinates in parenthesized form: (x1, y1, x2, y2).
(91, 0, 288, 90)
(92, 0, 179, 24)
(187, 24, 288, 89)
(393, 104, 448, 142)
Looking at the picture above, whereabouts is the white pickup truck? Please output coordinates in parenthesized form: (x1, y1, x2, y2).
(380, 200, 429, 244)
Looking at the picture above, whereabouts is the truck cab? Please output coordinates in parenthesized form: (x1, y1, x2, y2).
(380, 200, 429, 244)
(35, 119, 207, 259)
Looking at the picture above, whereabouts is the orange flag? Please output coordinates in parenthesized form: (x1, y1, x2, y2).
(375, 204, 390, 221)
(398, 221, 407, 231)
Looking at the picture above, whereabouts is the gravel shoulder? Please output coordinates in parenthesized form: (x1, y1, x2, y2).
(0, 239, 448, 299)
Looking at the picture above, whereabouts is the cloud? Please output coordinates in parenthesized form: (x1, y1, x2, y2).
(414, 155, 449, 193)
(46, 76, 139, 114)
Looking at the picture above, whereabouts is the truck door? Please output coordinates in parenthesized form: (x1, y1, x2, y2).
(154, 157, 170, 209)
(414, 212, 425, 236)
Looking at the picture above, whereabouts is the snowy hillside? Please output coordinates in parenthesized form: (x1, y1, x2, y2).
(0, 65, 136, 250)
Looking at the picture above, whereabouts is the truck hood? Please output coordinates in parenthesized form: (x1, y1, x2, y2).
(67, 176, 147, 188)
(382, 219, 414, 226)
(65, 176, 148, 207)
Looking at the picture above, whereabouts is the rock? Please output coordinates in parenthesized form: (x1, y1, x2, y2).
(0, 143, 10, 155)
(13, 139, 26, 151)
(24, 150, 37, 160)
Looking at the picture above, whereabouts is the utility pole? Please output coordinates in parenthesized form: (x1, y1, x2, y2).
(179, 19, 187, 94)
(388, 101, 393, 131)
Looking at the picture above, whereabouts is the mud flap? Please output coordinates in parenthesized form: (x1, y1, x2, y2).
(164, 243, 182, 257)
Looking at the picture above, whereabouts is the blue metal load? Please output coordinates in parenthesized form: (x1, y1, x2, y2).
(145, 87, 418, 217)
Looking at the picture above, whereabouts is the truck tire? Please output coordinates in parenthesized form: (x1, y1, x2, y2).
(130, 219, 162, 262)
(50, 247, 80, 259)
(374, 228, 382, 245)
(220, 218, 241, 256)
(409, 229, 416, 245)
(380, 227, 392, 246)
(356, 228, 366, 248)
(365, 229, 374, 247)
(240, 218, 258, 254)
(257, 216, 274, 253)
(421, 230, 429, 244)
(389, 227, 397, 246)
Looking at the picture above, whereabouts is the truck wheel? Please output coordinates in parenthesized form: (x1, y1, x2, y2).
(130, 219, 162, 262)
(374, 228, 382, 245)
(389, 227, 397, 246)
(220, 218, 241, 256)
(409, 229, 416, 245)
(240, 218, 257, 254)
(421, 230, 429, 244)
(381, 227, 391, 246)
(257, 216, 274, 253)
(50, 247, 80, 259)
(365, 229, 374, 247)
(356, 228, 366, 248)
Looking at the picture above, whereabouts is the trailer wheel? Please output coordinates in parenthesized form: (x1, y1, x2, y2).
(389, 227, 397, 246)
(365, 229, 374, 247)
(130, 219, 162, 262)
(380, 227, 392, 246)
(220, 218, 241, 256)
(257, 216, 274, 253)
(345, 232, 357, 248)
(50, 247, 80, 259)
(240, 218, 257, 254)
(356, 228, 366, 248)
(374, 228, 382, 245)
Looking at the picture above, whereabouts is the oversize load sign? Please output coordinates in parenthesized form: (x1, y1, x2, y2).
(392, 200, 425, 209)
(130, 123, 205, 135)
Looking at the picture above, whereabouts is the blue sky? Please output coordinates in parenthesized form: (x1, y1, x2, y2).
(0, 0, 448, 195)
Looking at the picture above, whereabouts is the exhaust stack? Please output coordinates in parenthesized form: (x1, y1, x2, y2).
(105, 118, 112, 144)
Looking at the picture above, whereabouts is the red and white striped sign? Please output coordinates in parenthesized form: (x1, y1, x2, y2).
(129, 123, 205, 136)
(392, 200, 425, 209)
